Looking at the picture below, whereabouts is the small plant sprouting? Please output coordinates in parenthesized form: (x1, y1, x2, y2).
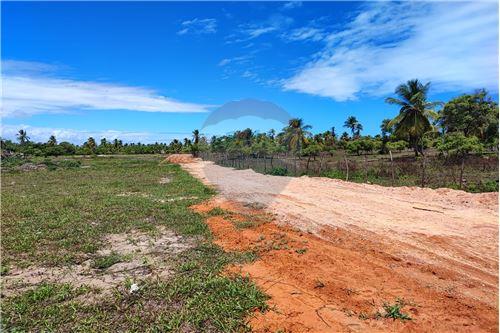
(383, 298, 412, 321)
(207, 207, 229, 217)
(295, 248, 307, 255)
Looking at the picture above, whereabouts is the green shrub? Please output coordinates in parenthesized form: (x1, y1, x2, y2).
(267, 167, 288, 176)
(58, 159, 81, 169)
(42, 159, 58, 171)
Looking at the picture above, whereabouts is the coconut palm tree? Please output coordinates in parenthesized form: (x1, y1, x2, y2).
(343, 116, 362, 138)
(47, 135, 57, 146)
(380, 119, 393, 138)
(17, 129, 29, 145)
(282, 118, 312, 154)
(192, 129, 200, 145)
(385, 79, 442, 156)
(86, 137, 96, 152)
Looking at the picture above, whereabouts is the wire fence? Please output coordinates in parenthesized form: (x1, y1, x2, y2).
(199, 151, 498, 192)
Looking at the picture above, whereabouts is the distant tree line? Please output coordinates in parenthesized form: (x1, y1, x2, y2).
(2, 80, 498, 162)
(202, 80, 497, 162)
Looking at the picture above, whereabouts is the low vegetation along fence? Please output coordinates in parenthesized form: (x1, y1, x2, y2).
(199, 151, 498, 192)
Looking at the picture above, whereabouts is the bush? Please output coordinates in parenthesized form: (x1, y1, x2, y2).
(267, 167, 288, 176)
(58, 159, 81, 169)
(42, 159, 58, 171)
(1, 155, 28, 168)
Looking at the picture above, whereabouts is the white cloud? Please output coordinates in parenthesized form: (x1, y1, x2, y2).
(284, 1, 499, 101)
(1, 61, 211, 117)
(1, 124, 190, 144)
(177, 18, 217, 35)
(285, 27, 325, 42)
(239, 14, 294, 41)
(2, 60, 62, 75)
(282, 1, 302, 10)
(218, 58, 232, 67)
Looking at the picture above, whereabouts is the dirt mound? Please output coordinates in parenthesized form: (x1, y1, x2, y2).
(165, 154, 196, 164)
(192, 199, 498, 332)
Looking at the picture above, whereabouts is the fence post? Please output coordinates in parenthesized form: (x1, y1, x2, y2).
(389, 150, 395, 186)
(421, 154, 426, 188)
(459, 156, 465, 190)
(344, 153, 349, 181)
(364, 154, 368, 182)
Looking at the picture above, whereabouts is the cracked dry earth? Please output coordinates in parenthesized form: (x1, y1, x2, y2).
(180, 156, 499, 333)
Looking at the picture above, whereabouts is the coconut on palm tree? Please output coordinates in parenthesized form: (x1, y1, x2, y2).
(385, 79, 442, 156)
(282, 118, 312, 155)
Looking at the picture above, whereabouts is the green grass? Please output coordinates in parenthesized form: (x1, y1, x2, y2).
(91, 252, 127, 269)
(1, 156, 268, 332)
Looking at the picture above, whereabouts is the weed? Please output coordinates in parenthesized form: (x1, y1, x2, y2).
(206, 207, 230, 217)
(91, 252, 125, 269)
(383, 298, 412, 321)
(295, 248, 308, 255)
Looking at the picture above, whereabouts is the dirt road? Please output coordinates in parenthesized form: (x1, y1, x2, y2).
(173, 155, 499, 332)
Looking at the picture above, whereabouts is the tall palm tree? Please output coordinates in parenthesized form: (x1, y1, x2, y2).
(17, 129, 29, 145)
(380, 119, 392, 138)
(343, 116, 362, 138)
(283, 118, 312, 154)
(86, 137, 96, 152)
(192, 129, 200, 145)
(47, 135, 57, 146)
(385, 79, 442, 156)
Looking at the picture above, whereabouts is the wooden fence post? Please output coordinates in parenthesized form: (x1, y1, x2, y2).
(364, 154, 368, 183)
(389, 150, 395, 186)
(344, 153, 349, 181)
(421, 154, 426, 188)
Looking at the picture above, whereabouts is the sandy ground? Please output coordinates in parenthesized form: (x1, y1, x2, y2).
(174, 155, 499, 332)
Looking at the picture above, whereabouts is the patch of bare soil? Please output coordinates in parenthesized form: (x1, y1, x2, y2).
(17, 163, 48, 172)
(164, 154, 197, 164)
(3, 227, 192, 298)
(182, 159, 499, 332)
(192, 199, 498, 332)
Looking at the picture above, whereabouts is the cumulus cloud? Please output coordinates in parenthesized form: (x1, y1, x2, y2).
(177, 18, 217, 35)
(283, 1, 499, 101)
(1, 124, 190, 145)
(1, 60, 211, 117)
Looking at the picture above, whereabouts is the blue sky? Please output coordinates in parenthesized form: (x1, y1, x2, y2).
(2, 1, 498, 144)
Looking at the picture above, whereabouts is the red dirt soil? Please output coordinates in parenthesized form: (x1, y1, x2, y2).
(192, 199, 498, 332)
(164, 154, 197, 164)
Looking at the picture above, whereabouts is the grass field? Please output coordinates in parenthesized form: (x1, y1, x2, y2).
(1, 156, 268, 332)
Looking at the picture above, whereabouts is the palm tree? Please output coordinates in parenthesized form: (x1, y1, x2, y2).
(17, 129, 29, 145)
(86, 137, 96, 152)
(192, 129, 200, 145)
(380, 119, 392, 138)
(47, 135, 57, 146)
(343, 116, 362, 138)
(385, 79, 442, 156)
(282, 118, 312, 154)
